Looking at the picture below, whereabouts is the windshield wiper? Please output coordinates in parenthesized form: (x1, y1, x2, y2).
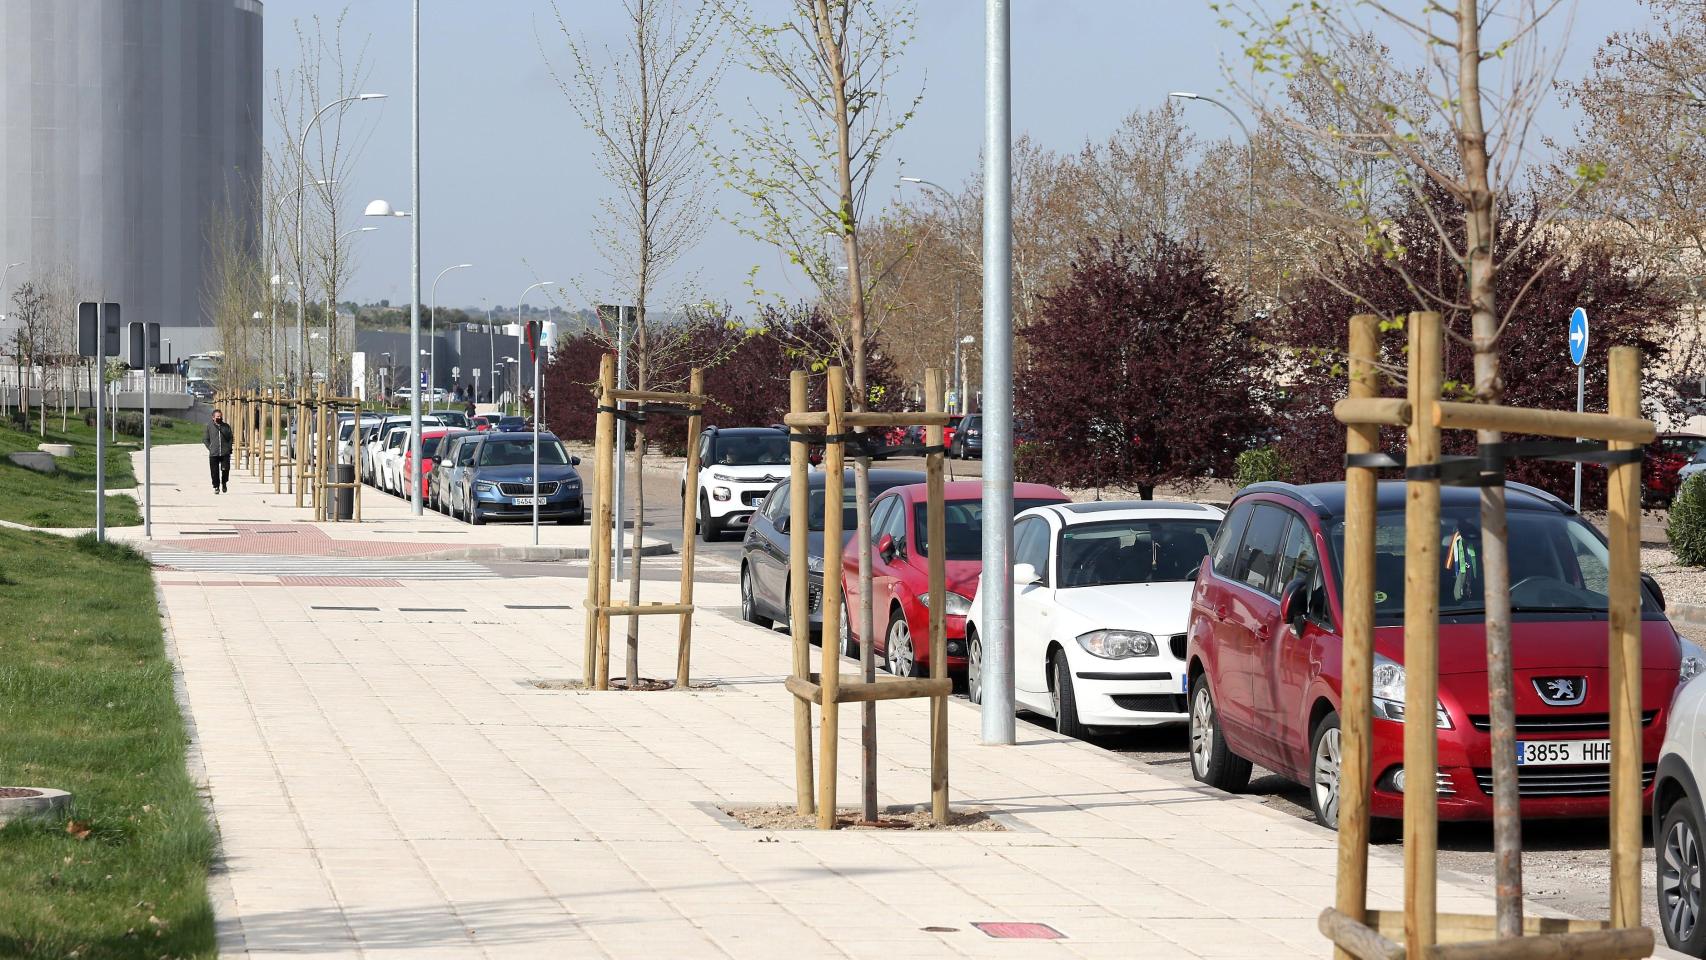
(1508, 604, 1606, 614)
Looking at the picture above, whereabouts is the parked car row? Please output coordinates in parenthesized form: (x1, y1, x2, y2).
(349, 412, 586, 526)
(725, 461, 1706, 952)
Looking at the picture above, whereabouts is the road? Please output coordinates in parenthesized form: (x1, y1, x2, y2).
(404, 447, 1656, 929)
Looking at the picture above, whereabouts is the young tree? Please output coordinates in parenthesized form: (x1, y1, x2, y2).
(1220, 0, 1594, 933)
(546, 0, 723, 687)
(9, 282, 50, 434)
(1016, 237, 1264, 499)
(711, 0, 922, 821)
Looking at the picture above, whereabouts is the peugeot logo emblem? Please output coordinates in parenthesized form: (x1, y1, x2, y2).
(1533, 676, 1587, 707)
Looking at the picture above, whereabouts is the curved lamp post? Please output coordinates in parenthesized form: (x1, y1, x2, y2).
(430, 263, 474, 403)
(1169, 91, 1253, 306)
(517, 281, 556, 545)
(296, 94, 385, 393)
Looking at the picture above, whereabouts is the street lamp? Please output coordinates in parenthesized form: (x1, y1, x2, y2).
(0, 261, 22, 302)
(518, 281, 556, 546)
(955, 334, 976, 415)
(297, 94, 385, 393)
(365, 197, 425, 512)
(324, 225, 376, 393)
(431, 263, 474, 403)
(901, 177, 973, 406)
(501, 356, 518, 415)
(1170, 91, 1254, 308)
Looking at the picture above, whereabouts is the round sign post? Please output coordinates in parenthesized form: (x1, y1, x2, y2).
(1570, 307, 1589, 510)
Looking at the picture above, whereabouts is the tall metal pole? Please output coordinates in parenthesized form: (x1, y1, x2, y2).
(143, 340, 152, 539)
(614, 306, 630, 580)
(533, 346, 542, 544)
(980, 0, 1015, 746)
(408, 0, 423, 515)
(1574, 364, 1586, 511)
(94, 311, 106, 543)
(429, 264, 472, 409)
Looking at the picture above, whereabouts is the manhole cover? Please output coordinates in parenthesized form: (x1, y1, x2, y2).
(973, 922, 1065, 940)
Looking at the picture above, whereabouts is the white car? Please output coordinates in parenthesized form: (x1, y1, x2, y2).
(1679, 447, 1706, 489)
(682, 426, 792, 542)
(967, 500, 1225, 738)
(1651, 639, 1706, 955)
(374, 425, 412, 495)
(338, 415, 384, 467)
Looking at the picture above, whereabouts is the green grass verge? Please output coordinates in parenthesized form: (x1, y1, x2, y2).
(0, 416, 197, 528)
(0, 530, 215, 959)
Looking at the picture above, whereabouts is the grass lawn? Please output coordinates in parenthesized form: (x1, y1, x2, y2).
(0, 415, 198, 528)
(0, 530, 214, 959)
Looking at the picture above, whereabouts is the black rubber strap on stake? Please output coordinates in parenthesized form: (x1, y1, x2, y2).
(1397, 439, 1643, 488)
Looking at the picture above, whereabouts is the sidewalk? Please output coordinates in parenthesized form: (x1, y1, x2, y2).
(103, 443, 669, 561)
(140, 443, 1566, 959)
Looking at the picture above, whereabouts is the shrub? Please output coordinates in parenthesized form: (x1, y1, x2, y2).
(1670, 475, 1706, 567)
(1234, 447, 1286, 488)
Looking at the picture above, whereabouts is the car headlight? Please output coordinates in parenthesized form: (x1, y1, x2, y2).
(713, 486, 732, 501)
(475, 481, 497, 494)
(917, 591, 973, 617)
(1681, 640, 1706, 684)
(711, 471, 740, 482)
(1075, 629, 1158, 659)
(806, 554, 824, 573)
(1371, 653, 1452, 728)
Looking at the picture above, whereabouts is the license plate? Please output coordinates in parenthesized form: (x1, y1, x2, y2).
(1516, 739, 1611, 766)
(513, 497, 541, 506)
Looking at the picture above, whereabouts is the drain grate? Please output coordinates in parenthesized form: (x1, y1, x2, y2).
(399, 607, 466, 612)
(505, 604, 574, 610)
(309, 605, 381, 611)
(972, 922, 1065, 940)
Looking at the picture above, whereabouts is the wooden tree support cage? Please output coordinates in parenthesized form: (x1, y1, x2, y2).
(581, 355, 705, 690)
(782, 365, 951, 830)
(1325, 312, 1654, 960)
(311, 384, 364, 522)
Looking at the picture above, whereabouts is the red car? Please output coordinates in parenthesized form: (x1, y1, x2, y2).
(1186, 480, 1685, 828)
(840, 481, 1068, 678)
(1646, 433, 1706, 505)
(402, 428, 459, 503)
(472, 416, 494, 432)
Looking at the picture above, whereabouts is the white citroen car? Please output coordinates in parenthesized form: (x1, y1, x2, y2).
(681, 426, 793, 542)
(1652, 645, 1706, 956)
(967, 500, 1225, 739)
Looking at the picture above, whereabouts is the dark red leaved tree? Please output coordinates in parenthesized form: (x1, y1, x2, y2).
(1016, 236, 1266, 498)
(1272, 193, 1682, 506)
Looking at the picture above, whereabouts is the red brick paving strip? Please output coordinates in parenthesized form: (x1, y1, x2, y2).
(166, 524, 492, 559)
(276, 576, 404, 587)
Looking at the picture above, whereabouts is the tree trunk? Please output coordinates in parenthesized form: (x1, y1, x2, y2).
(811, 0, 880, 824)
(1457, 0, 1522, 937)
(1138, 483, 1155, 501)
(625, 345, 648, 688)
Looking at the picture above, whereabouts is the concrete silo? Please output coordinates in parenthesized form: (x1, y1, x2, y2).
(0, 0, 263, 358)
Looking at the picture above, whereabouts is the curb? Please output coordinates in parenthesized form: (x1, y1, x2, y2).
(411, 539, 676, 562)
(1671, 601, 1706, 634)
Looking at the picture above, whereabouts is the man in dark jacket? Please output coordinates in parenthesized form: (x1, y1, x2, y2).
(204, 409, 234, 493)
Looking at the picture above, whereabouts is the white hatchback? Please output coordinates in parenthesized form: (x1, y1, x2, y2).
(967, 500, 1224, 738)
(1652, 649, 1706, 955)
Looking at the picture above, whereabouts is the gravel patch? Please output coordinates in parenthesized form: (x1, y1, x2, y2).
(721, 803, 1004, 832)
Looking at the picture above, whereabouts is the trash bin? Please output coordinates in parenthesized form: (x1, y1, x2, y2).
(331, 463, 355, 520)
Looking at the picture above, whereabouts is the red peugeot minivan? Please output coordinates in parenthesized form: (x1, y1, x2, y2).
(1185, 480, 1697, 829)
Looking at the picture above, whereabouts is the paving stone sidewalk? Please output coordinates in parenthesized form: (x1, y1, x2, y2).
(139, 443, 1558, 960)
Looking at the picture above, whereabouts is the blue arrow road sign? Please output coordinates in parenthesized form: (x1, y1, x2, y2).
(1569, 307, 1589, 366)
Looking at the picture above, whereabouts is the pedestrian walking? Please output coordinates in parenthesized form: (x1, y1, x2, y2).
(204, 409, 234, 494)
(463, 397, 476, 420)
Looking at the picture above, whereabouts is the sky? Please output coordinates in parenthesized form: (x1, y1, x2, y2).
(262, 1, 1659, 316)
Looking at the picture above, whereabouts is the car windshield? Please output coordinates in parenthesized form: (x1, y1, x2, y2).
(1058, 519, 1221, 587)
(911, 498, 1065, 560)
(1329, 505, 1655, 620)
(478, 438, 569, 466)
(803, 478, 919, 532)
(434, 412, 470, 427)
(712, 434, 789, 466)
(1692, 447, 1706, 464)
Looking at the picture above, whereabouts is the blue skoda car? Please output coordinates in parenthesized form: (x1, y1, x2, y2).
(455, 432, 584, 525)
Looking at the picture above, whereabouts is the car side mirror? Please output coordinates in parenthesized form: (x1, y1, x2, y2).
(1013, 562, 1040, 585)
(1642, 571, 1666, 610)
(1279, 576, 1309, 630)
(776, 516, 790, 534)
(570, 456, 581, 466)
(877, 533, 897, 562)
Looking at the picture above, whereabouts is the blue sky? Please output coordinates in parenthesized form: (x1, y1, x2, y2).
(264, 1, 1656, 315)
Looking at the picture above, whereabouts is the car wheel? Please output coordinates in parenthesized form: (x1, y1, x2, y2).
(1663, 798, 1706, 955)
(741, 565, 773, 629)
(1188, 674, 1252, 792)
(1050, 650, 1089, 740)
(885, 612, 920, 678)
(699, 496, 720, 542)
(839, 601, 859, 659)
(965, 628, 983, 705)
(1310, 713, 1343, 829)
